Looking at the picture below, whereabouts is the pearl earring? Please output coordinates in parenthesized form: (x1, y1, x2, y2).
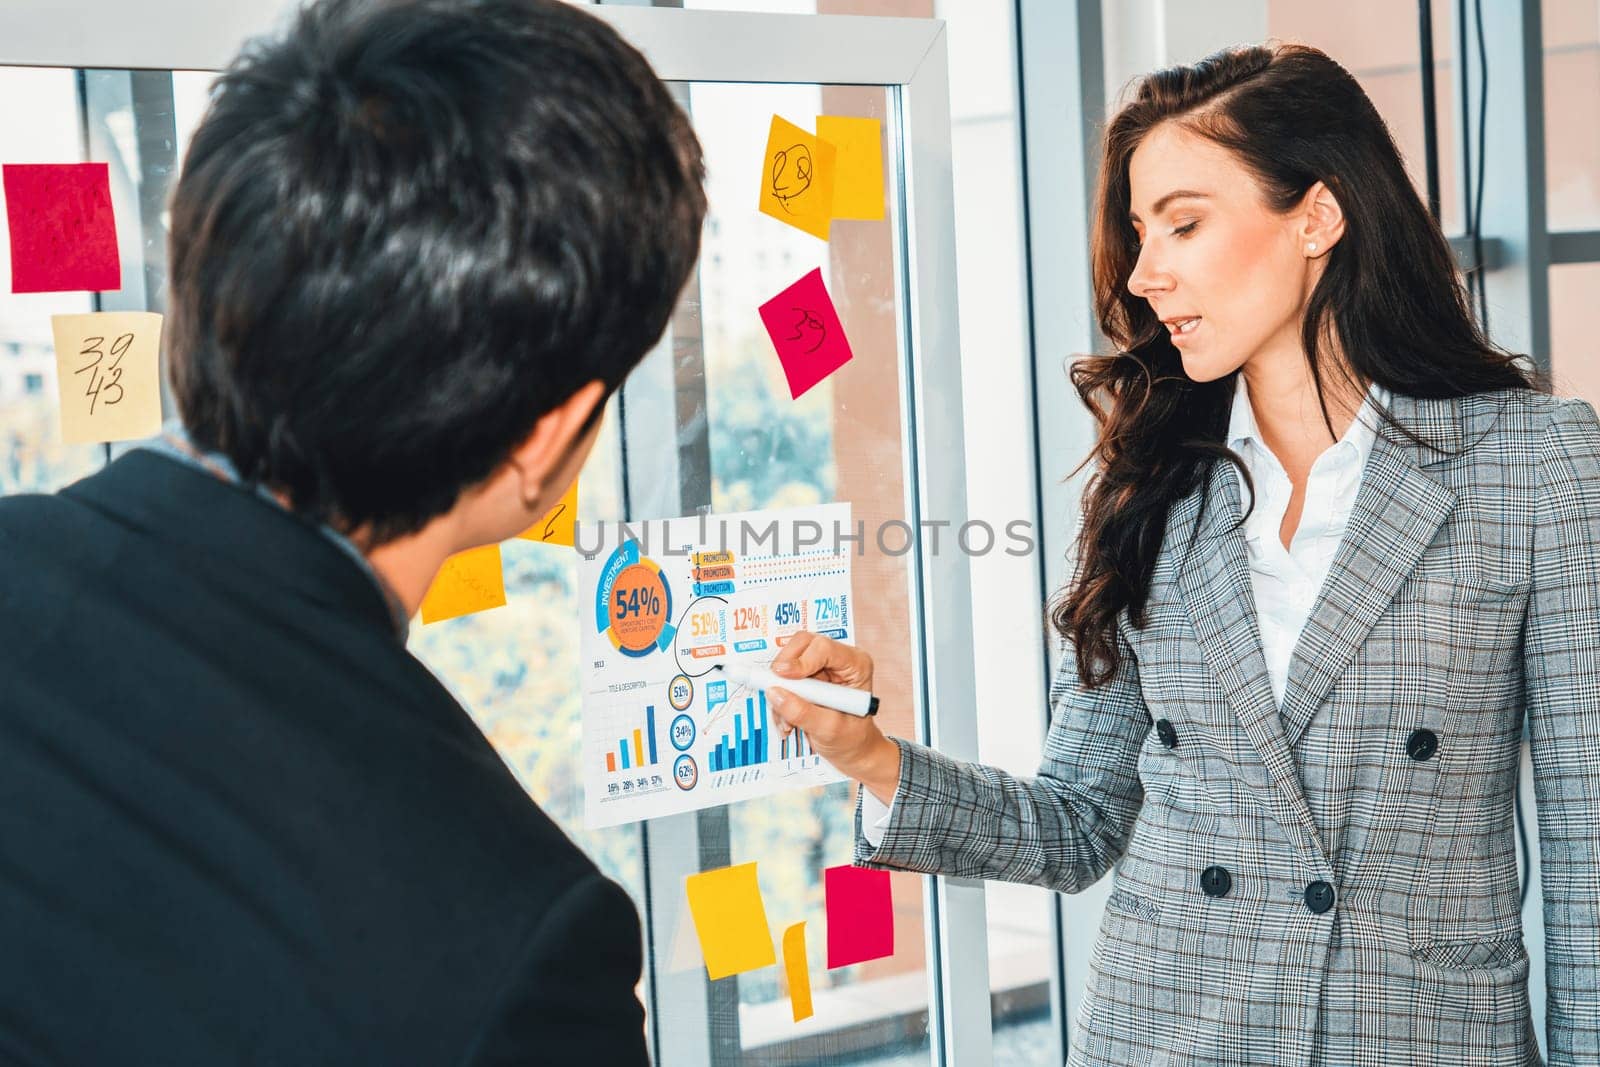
(1307, 243, 1318, 253)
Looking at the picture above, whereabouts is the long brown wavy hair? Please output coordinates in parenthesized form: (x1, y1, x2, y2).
(1052, 42, 1542, 688)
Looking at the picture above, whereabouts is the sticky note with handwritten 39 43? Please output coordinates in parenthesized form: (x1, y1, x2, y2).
(684, 862, 776, 980)
(758, 268, 854, 400)
(516, 478, 578, 546)
(816, 116, 885, 221)
(49, 312, 163, 445)
(419, 544, 507, 624)
(758, 116, 836, 241)
(4, 163, 121, 293)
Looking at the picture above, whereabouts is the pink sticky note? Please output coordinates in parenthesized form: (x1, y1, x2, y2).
(4, 163, 121, 294)
(824, 864, 894, 969)
(758, 268, 854, 400)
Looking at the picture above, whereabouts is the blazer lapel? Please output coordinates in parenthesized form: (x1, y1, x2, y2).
(1176, 458, 1330, 866)
(1276, 391, 1461, 747)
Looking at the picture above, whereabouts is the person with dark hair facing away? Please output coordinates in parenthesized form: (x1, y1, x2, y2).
(761, 43, 1599, 1066)
(0, 0, 704, 1063)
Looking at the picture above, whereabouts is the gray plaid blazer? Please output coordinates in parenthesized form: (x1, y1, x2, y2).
(857, 388, 1600, 1065)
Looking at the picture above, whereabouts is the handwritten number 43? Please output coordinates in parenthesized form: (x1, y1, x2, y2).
(74, 333, 134, 415)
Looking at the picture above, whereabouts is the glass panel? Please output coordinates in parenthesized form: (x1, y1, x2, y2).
(0, 66, 103, 495)
(646, 77, 935, 1065)
(1099, 4, 1465, 236)
(1267, 1, 1465, 235)
(1551, 262, 1600, 404)
(1544, 0, 1600, 230)
(171, 70, 214, 166)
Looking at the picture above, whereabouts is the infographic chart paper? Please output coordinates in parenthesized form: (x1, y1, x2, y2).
(581, 502, 853, 828)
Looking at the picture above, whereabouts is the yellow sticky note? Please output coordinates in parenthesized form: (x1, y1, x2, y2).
(684, 862, 776, 980)
(758, 115, 836, 241)
(516, 478, 578, 546)
(419, 544, 507, 624)
(817, 115, 885, 221)
(50, 311, 164, 445)
(782, 922, 814, 1022)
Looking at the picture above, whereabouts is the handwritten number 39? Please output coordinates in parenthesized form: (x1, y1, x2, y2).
(74, 333, 134, 415)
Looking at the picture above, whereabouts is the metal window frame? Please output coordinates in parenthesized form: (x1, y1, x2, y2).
(1013, 0, 1104, 1058)
(0, 4, 987, 1064)
(1469, 0, 1551, 370)
(1549, 230, 1600, 264)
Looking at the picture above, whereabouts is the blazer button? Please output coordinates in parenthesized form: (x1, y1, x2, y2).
(1155, 719, 1179, 748)
(1304, 880, 1335, 914)
(1406, 728, 1438, 761)
(1200, 865, 1231, 898)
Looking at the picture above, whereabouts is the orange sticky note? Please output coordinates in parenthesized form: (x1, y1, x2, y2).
(816, 116, 885, 221)
(782, 922, 814, 1022)
(419, 544, 506, 624)
(684, 862, 776, 980)
(758, 115, 836, 241)
(49, 311, 163, 445)
(516, 478, 578, 546)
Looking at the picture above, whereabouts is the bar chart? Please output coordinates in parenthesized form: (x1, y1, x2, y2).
(604, 704, 659, 772)
(710, 692, 769, 772)
(778, 728, 811, 760)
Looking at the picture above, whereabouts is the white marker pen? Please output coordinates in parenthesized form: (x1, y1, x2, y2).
(713, 662, 879, 717)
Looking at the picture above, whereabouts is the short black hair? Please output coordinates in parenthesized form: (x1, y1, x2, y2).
(167, 0, 705, 543)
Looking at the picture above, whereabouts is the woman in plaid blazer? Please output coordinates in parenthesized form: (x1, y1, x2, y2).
(765, 43, 1599, 1067)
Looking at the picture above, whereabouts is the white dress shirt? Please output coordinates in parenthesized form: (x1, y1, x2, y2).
(1225, 373, 1388, 709)
(860, 373, 1390, 848)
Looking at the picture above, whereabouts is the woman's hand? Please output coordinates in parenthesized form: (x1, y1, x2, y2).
(766, 631, 901, 805)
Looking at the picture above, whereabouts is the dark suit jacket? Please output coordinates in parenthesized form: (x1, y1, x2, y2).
(0, 450, 649, 1065)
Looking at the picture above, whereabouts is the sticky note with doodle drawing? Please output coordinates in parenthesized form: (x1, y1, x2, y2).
(757, 115, 836, 241)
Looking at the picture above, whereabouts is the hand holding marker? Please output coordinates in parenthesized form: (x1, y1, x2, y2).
(714, 661, 879, 717)
(754, 630, 901, 801)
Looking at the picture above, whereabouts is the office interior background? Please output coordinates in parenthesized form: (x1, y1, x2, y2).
(0, 0, 1595, 1063)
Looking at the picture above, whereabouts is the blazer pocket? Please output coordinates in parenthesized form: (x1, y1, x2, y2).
(1453, 551, 1529, 603)
(1104, 886, 1163, 924)
(1403, 547, 1527, 614)
(1458, 576, 1528, 612)
(1410, 935, 1528, 971)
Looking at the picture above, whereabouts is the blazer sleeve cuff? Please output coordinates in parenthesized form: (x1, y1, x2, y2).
(852, 735, 963, 871)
